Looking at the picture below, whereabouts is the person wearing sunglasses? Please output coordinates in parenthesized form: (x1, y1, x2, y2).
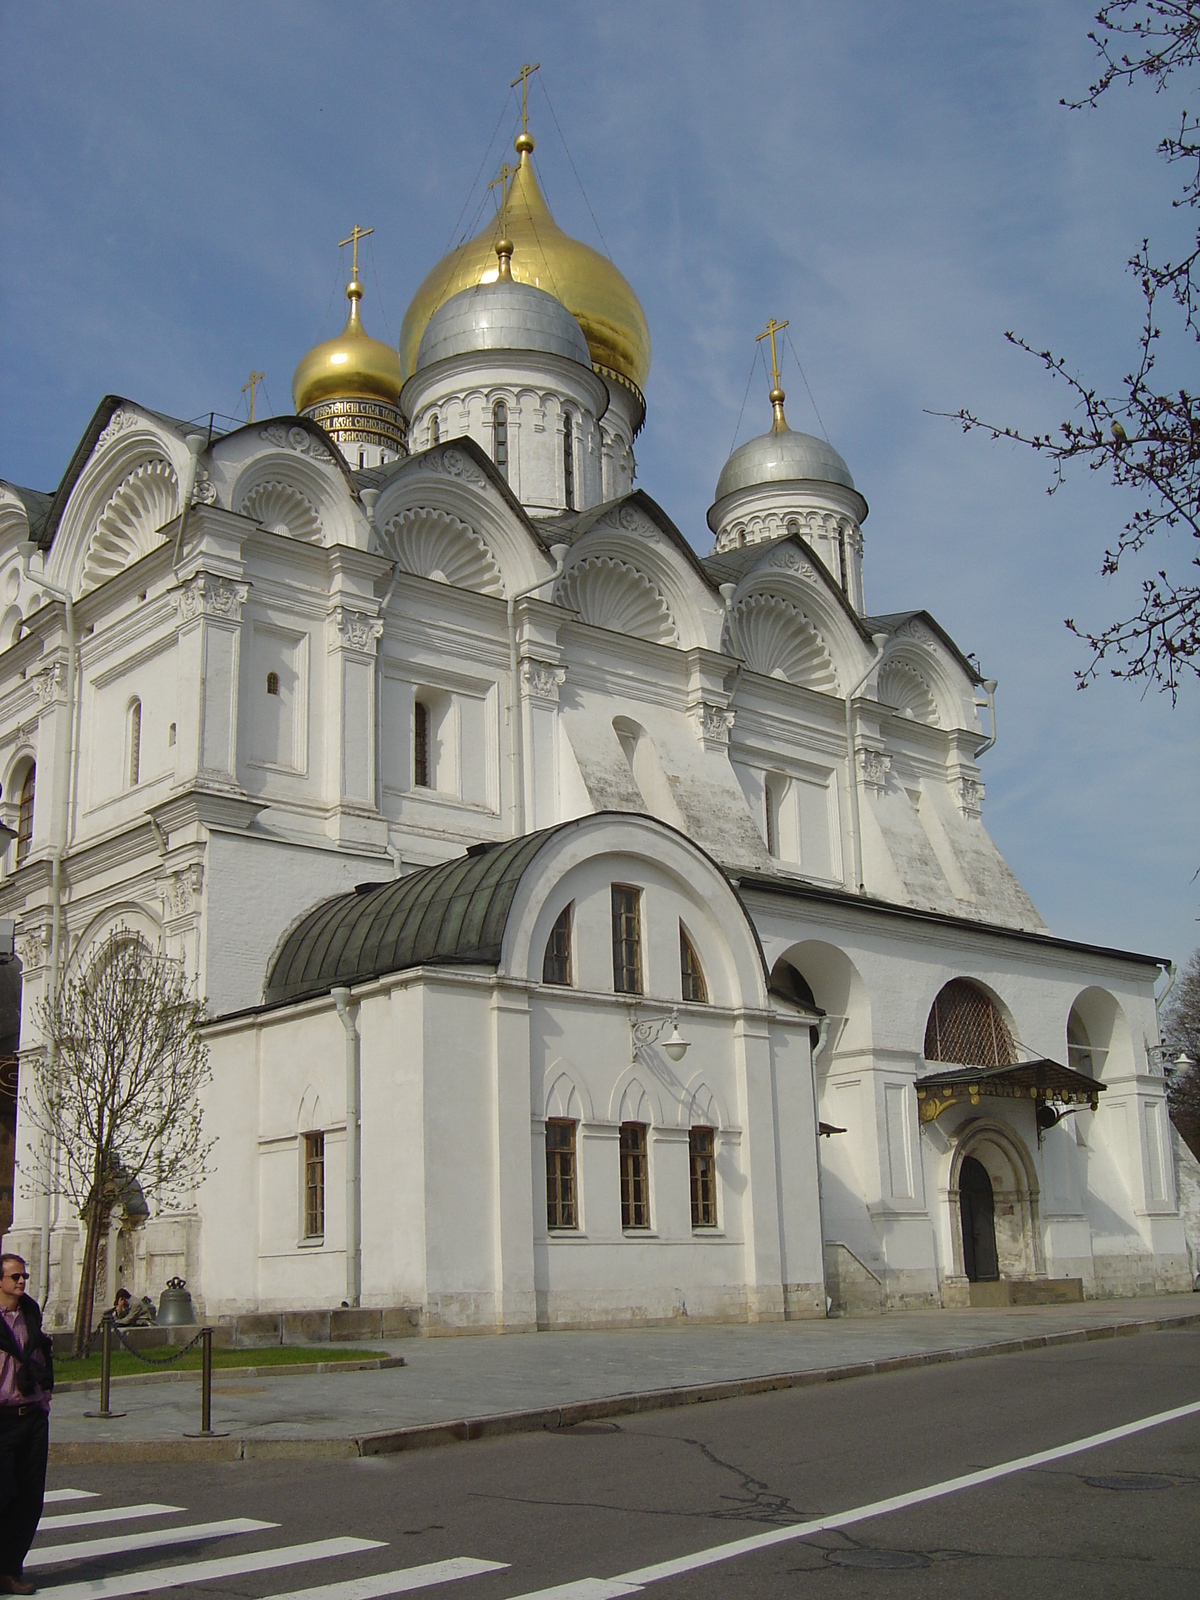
(0, 1253, 53, 1595)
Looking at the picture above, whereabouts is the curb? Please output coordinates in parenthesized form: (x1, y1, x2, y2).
(53, 1355, 405, 1393)
(49, 1308, 1200, 1464)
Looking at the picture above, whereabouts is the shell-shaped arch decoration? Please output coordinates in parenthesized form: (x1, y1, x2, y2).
(557, 556, 677, 646)
(79, 458, 179, 594)
(381, 507, 504, 596)
(731, 593, 838, 693)
(238, 480, 322, 543)
(877, 659, 940, 726)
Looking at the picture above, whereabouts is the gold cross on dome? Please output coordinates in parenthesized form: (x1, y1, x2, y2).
(488, 162, 515, 238)
(241, 369, 265, 423)
(755, 317, 789, 392)
(511, 61, 540, 137)
(337, 223, 374, 279)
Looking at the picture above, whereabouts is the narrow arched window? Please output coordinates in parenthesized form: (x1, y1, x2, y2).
(266, 671, 280, 697)
(563, 413, 575, 511)
(924, 979, 1016, 1069)
(127, 699, 142, 788)
(543, 904, 573, 986)
(680, 924, 707, 1004)
(492, 402, 508, 480)
(16, 764, 35, 865)
(413, 700, 430, 788)
(429, 414, 440, 446)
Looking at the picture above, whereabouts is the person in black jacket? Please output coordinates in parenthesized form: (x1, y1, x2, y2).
(0, 1253, 52, 1595)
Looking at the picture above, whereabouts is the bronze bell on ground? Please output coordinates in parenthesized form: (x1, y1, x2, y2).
(157, 1276, 196, 1325)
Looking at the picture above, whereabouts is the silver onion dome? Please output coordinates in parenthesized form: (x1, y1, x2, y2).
(415, 278, 593, 372)
(714, 426, 856, 503)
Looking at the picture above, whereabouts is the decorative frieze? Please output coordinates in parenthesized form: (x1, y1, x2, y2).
(191, 469, 218, 507)
(259, 424, 332, 463)
(769, 546, 818, 581)
(415, 446, 487, 490)
(96, 408, 140, 448)
(173, 575, 250, 626)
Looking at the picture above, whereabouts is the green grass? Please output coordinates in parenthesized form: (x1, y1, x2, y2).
(55, 1345, 385, 1381)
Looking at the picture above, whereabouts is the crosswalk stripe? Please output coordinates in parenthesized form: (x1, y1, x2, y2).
(500, 1585, 640, 1600)
(264, 1558, 510, 1600)
(39, 1505, 185, 1532)
(27, 1517, 277, 1570)
(37, 1536, 386, 1600)
(44, 1490, 100, 1504)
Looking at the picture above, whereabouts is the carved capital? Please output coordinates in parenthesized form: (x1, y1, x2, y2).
(36, 662, 66, 707)
(173, 574, 249, 626)
(159, 863, 204, 921)
(521, 658, 567, 701)
(858, 748, 892, 795)
(15, 924, 50, 973)
(957, 776, 984, 818)
(691, 699, 735, 748)
(329, 605, 384, 654)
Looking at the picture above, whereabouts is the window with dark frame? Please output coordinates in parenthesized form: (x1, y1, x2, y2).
(545, 1118, 577, 1229)
(680, 924, 707, 1004)
(563, 413, 575, 510)
(493, 402, 508, 479)
(430, 415, 440, 445)
(542, 904, 573, 986)
(303, 1130, 325, 1238)
(620, 1122, 650, 1229)
(611, 884, 642, 994)
(689, 1126, 717, 1228)
(127, 699, 141, 788)
(266, 671, 280, 696)
(16, 764, 35, 865)
(413, 699, 430, 787)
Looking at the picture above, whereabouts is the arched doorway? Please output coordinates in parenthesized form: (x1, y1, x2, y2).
(959, 1155, 999, 1282)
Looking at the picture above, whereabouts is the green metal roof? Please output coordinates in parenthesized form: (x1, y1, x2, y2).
(263, 830, 555, 1008)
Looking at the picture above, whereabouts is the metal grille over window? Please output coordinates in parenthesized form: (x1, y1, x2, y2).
(303, 1130, 325, 1238)
(493, 402, 508, 480)
(563, 413, 575, 511)
(680, 924, 707, 1003)
(16, 764, 34, 865)
(543, 904, 573, 986)
(611, 885, 642, 994)
(690, 1127, 716, 1227)
(545, 1118, 577, 1229)
(266, 671, 280, 696)
(924, 978, 1017, 1069)
(620, 1122, 650, 1229)
(127, 699, 141, 788)
(413, 700, 430, 788)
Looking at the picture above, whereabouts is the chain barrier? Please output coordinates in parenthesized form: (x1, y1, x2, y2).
(108, 1319, 207, 1365)
(87, 1314, 218, 1434)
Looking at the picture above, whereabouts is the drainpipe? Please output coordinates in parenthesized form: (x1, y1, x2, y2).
(331, 987, 361, 1308)
(17, 541, 78, 1306)
(360, 489, 403, 844)
(973, 678, 999, 759)
(507, 544, 569, 837)
(844, 632, 889, 895)
(810, 1015, 833, 1315)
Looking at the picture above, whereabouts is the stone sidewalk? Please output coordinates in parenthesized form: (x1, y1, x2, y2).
(48, 1294, 1200, 1462)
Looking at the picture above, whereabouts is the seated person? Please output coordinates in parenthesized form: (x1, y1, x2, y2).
(111, 1288, 155, 1327)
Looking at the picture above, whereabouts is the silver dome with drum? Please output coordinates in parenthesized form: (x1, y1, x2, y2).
(415, 278, 593, 373)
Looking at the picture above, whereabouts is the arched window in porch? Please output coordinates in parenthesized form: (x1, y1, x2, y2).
(924, 979, 1016, 1069)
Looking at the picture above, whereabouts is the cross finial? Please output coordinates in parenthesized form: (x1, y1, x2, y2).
(511, 61, 540, 140)
(241, 370, 265, 424)
(755, 317, 790, 431)
(337, 223, 374, 280)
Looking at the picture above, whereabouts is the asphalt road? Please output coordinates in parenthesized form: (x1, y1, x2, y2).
(37, 1324, 1200, 1599)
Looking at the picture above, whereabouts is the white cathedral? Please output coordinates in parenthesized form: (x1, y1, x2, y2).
(0, 112, 1193, 1334)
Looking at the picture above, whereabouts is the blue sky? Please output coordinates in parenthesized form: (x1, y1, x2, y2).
(1, 1, 1195, 967)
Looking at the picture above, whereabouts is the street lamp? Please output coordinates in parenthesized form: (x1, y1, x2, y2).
(630, 1007, 690, 1064)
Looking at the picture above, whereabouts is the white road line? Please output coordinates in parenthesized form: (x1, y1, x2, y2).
(265, 1557, 510, 1600)
(44, 1491, 100, 1504)
(36, 1536, 385, 1600)
(39, 1505, 185, 1533)
(504, 1395, 1200, 1598)
(27, 1517, 277, 1570)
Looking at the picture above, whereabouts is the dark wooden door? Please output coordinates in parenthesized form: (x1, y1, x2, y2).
(960, 1155, 999, 1281)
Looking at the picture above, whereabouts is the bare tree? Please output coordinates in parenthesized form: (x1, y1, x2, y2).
(1164, 946, 1200, 1157)
(21, 929, 212, 1356)
(946, 2, 1200, 701)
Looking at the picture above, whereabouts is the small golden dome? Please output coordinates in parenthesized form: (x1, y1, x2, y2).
(399, 133, 651, 399)
(293, 277, 402, 414)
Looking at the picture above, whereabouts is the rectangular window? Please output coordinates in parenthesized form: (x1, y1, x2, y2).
(303, 1131, 325, 1239)
(546, 1119, 577, 1229)
(413, 700, 430, 788)
(620, 1122, 650, 1229)
(542, 904, 573, 986)
(689, 1127, 717, 1228)
(611, 884, 642, 994)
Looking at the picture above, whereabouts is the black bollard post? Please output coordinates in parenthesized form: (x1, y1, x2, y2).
(83, 1312, 125, 1419)
(200, 1326, 212, 1435)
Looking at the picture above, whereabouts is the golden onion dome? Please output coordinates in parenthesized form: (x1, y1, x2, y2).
(399, 131, 651, 401)
(292, 277, 402, 414)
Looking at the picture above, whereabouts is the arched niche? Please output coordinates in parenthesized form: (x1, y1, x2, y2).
(612, 717, 686, 831)
(380, 506, 504, 596)
(559, 518, 723, 652)
(924, 977, 1018, 1069)
(1066, 986, 1135, 1083)
(876, 655, 942, 727)
(64, 903, 164, 983)
(771, 939, 872, 1060)
(948, 1119, 1044, 1280)
(230, 451, 354, 548)
(558, 554, 677, 646)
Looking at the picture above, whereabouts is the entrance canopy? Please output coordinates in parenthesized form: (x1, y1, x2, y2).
(915, 1058, 1103, 1122)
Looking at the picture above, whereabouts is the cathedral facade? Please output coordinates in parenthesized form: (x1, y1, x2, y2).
(0, 120, 1190, 1332)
